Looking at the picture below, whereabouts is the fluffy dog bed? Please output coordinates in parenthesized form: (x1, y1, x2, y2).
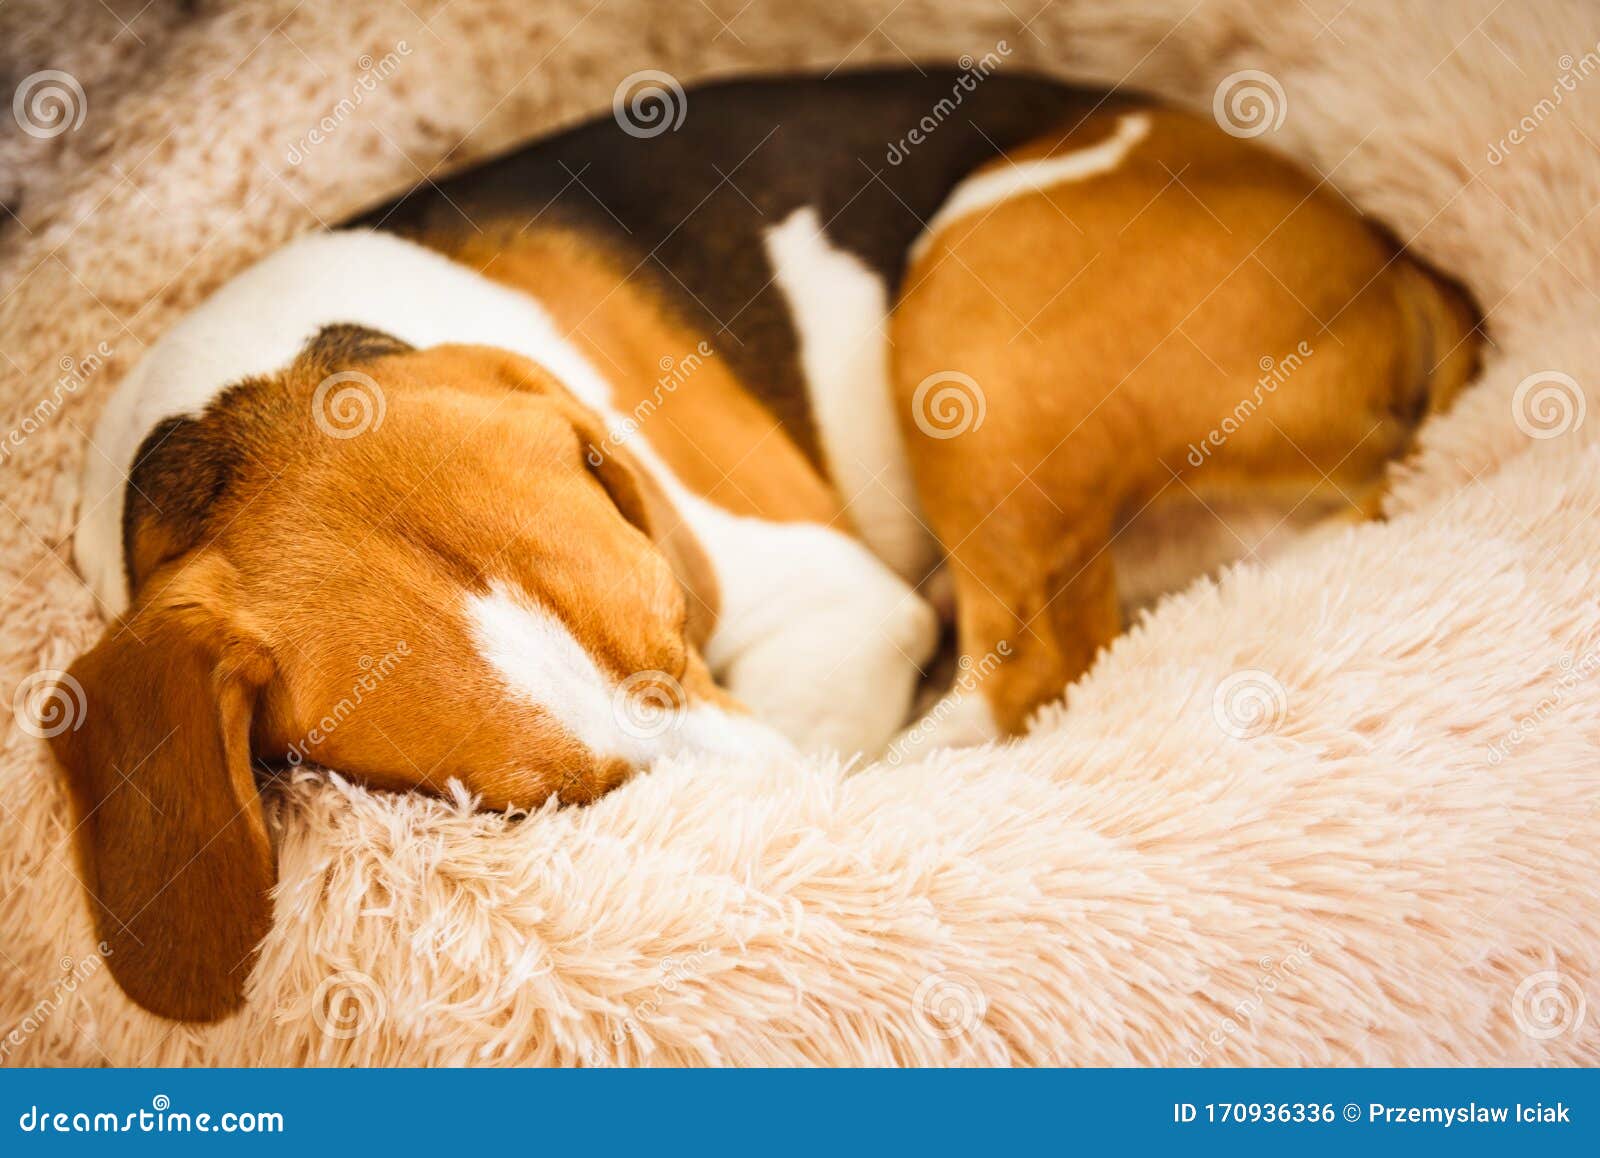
(2, 0, 1597, 1065)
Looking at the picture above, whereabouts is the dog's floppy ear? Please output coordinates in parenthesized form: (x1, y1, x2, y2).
(48, 554, 276, 1022)
(557, 398, 720, 647)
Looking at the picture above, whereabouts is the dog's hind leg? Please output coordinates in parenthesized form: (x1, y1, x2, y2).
(886, 431, 1127, 755)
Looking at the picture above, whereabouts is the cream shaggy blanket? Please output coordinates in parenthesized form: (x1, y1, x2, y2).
(2, 0, 1597, 1066)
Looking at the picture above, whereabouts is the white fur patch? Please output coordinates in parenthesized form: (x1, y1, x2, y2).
(692, 509, 939, 757)
(763, 207, 936, 581)
(465, 581, 626, 759)
(909, 112, 1152, 264)
(466, 579, 794, 766)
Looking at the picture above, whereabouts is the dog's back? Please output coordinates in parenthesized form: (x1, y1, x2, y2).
(360, 69, 1115, 467)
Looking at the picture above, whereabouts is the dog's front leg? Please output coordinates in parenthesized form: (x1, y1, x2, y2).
(703, 524, 939, 759)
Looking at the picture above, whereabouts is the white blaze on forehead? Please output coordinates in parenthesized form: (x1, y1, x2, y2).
(763, 207, 937, 582)
(465, 580, 796, 767)
(909, 112, 1152, 264)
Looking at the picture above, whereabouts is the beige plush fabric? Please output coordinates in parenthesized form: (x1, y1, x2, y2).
(2, 0, 1597, 1066)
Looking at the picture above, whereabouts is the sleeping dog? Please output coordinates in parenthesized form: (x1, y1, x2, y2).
(55, 70, 1480, 1020)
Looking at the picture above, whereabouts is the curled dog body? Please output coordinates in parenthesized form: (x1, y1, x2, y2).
(57, 70, 1479, 1020)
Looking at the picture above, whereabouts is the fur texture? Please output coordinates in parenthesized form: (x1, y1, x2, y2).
(1, 0, 1597, 1065)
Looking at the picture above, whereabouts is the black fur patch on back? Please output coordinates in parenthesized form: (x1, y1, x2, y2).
(355, 69, 1120, 465)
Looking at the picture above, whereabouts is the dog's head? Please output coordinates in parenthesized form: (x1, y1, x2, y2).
(51, 325, 777, 1021)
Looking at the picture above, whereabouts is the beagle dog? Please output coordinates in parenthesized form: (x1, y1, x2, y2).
(56, 70, 1480, 1021)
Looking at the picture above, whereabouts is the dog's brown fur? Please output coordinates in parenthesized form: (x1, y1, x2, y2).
(893, 108, 1480, 730)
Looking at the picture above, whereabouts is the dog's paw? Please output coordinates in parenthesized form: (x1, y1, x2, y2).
(722, 589, 939, 759)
